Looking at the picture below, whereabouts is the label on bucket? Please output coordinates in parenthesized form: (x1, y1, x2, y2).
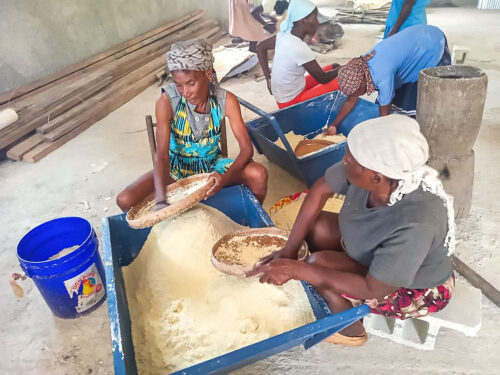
(64, 263, 105, 313)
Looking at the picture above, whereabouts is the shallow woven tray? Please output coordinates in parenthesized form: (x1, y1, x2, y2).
(211, 227, 309, 277)
(126, 173, 214, 229)
(294, 139, 334, 157)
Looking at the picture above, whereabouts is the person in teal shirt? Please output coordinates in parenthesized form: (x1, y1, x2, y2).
(384, 0, 431, 39)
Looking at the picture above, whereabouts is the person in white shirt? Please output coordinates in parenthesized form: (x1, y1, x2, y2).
(256, 0, 340, 108)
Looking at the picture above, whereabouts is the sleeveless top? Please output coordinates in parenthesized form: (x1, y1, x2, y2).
(161, 83, 233, 180)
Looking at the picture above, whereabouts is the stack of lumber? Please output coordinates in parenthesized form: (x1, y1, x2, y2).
(335, 3, 391, 24)
(0, 10, 224, 163)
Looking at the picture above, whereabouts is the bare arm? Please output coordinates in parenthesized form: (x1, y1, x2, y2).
(256, 35, 276, 80)
(251, 5, 267, 26)
(386, 0, 416, 37)
(294, 264, 396, 300)
(256, 177, 334, 265)
(153, 95, 175, 205)
(256, 35, 276, 94)
(250, 258, 396, 300)
(303, 60, 339, 84)
(379, 104, 391, 116)
(206, 92, 255, 197)
(325, 95, 359, 134)
(223, 92, 254, 180)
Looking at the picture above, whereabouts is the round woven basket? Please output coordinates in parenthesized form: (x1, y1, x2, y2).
(126, 173, 214, 229)
(211, 227, 309, 277)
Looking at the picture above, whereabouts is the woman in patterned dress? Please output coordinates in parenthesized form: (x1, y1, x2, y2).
(116, 40, 268, 211)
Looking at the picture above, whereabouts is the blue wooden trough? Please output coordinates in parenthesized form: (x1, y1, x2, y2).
(102, 185, 369, 374)
(240, 92, 379, 187)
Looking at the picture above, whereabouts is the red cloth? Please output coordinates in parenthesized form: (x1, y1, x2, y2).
(277, 65, 340, 109)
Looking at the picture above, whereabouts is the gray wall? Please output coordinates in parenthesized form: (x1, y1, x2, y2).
(0, 0, 229, 95)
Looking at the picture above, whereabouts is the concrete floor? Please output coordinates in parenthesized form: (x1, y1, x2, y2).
(1, 6, 500, 375)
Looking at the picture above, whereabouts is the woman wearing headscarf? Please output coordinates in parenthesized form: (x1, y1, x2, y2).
(116, 39, 268, 211)
(324, 24, 451, 136)
(256, 0, 340, 109)
(248, 115, 455, 346)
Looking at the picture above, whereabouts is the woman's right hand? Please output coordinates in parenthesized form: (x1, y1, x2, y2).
(154, 200, 169, 211)
(266, 78, 272, 95)
(256, 245, 298, 266)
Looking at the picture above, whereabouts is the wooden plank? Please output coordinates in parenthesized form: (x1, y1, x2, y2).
(0, 20, 218, 145)
(0, 10, 204, 105)
(3, 21, 220, 153)
(6, 133, 45, 160)
(9, 13, 208, 110)
(2, 18, 216, 125)
(0, 73, 113, 148)
(41, 25, 221, 143)
(23, 73, 157, 163)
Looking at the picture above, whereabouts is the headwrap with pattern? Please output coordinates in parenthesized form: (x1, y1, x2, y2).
(167, 39, 214, 72)
(337, 50, 376, 96)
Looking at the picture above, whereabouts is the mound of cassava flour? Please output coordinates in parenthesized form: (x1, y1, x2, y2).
(123, 205, 315, 374)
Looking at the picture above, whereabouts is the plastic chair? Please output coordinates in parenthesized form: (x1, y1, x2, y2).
(145, 115, 229, 165)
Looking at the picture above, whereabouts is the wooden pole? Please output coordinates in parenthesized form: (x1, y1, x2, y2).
(452, 254, 500, 308)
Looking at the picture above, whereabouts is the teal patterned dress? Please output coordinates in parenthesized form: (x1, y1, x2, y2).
(168, 91, 233, 180)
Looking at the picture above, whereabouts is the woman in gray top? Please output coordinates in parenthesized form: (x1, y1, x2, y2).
(248, 114, 455, 346)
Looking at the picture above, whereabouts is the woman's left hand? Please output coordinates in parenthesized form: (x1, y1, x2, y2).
(323, 125, 337, 136)
(246, 259, 298, 286)
(205, 172, 226, 199)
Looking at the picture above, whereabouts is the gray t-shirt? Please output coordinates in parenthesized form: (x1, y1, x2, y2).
(325, 162, 453, 289)
(161, 83, 226, 140)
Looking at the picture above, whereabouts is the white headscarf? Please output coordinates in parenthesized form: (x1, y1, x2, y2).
(280, 0, 316, 33)
(347, 114, 456, 255)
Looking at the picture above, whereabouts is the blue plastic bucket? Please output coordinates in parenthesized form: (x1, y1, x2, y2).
(17, 217, 107, 319)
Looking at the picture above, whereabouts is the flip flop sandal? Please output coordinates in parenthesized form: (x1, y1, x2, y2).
(324, 331, 368, 347)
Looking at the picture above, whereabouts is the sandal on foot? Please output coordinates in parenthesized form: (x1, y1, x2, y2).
(324, 331, 368, 347)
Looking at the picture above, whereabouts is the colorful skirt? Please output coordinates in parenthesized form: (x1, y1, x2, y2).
(343, 274, 455, 320)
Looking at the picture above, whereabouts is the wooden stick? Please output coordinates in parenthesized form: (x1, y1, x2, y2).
(0, 10, 204, 105)
(452, 254, 500, 308)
